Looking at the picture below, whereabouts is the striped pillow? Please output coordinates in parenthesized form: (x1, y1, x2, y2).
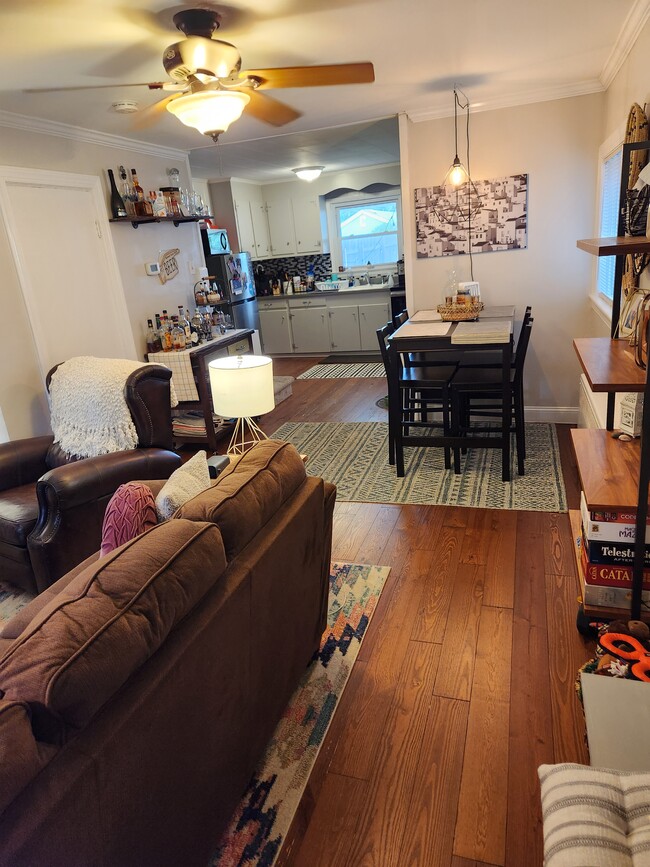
(539, 763, 650, 866)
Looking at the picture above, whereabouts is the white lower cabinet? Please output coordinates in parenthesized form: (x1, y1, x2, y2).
(258, 307, 292, 354)
(329, 306, 361, 351)
(359, 302, 391, 350)
(290, 306, 330, 353)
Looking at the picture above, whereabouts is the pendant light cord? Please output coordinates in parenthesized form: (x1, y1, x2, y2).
(455, 86, 475, 281)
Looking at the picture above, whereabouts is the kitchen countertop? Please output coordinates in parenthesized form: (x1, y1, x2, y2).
(258, 284, 392, 299)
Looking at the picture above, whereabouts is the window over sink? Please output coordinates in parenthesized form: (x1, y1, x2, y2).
(327, 190, 402, 272)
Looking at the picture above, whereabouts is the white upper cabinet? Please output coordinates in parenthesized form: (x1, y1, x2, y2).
(231, 181, 270, 259)
(266, 195, 297, 257)
(292, 194, 322, 254)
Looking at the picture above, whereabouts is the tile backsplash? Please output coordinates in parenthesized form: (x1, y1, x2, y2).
(253, 253, 332, 283)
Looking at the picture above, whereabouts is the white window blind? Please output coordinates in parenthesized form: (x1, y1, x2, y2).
(597, 148, 623, 300)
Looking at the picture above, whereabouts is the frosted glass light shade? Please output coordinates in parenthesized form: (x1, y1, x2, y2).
(167, 90, 250, 137)
(209, 355, 275, 418)
(292, 166, 324, 182)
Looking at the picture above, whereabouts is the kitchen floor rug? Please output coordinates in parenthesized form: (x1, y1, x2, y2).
(297, 362, 385, 379)
(270, 421, 567, 511)
(0, 582, 34, 624)
(210, 561, 390, 867)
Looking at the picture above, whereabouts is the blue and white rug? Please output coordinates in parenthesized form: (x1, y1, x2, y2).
(271, 420, 567, 511)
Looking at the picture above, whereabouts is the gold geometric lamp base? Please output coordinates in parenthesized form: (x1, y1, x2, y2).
(209, 355, 275, 456)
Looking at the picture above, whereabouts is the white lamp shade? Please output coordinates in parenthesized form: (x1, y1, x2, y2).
(167, 90, 250, 136)
(209, 355, 275, 418)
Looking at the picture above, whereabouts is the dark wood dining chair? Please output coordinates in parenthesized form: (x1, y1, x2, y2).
(450, 318, 534, 476)
(394, 310, 409, 328)
(377, 323, 457, 470)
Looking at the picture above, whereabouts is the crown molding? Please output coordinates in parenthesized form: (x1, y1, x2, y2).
(600, 0, 650, 89)
(407, 79, 605, 123)
(0, 109, 189, 160)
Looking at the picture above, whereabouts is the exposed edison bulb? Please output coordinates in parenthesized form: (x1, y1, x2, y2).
(448, 157, 468, 187)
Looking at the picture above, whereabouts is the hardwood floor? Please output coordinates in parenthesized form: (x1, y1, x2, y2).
(190, 357, 594, 866)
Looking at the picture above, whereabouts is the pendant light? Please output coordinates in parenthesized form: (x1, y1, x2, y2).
(443, 88, 470, 187)
(433, 86, 481, 225)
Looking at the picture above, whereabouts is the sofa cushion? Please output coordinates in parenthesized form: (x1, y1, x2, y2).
(100, 482, 158, 556)
(0, 518, 227, 742)
(539, 762, 650, 866)
(0, 699, 54, 815)
(175, 440, 307, 559)
(0, 484, 39, 547)
(155, 450, 211, 521)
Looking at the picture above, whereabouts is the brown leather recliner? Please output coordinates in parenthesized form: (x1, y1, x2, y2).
(0, 364, 181, 595)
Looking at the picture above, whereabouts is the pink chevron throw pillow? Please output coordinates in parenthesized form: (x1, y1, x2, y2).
(100, 482, 158, 557)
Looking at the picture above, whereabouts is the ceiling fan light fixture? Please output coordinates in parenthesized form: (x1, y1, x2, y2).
(166, 89, 250, 140)
(292, 166, 324, 182)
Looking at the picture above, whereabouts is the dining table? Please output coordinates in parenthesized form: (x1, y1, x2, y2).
(387, 305, 517, 482)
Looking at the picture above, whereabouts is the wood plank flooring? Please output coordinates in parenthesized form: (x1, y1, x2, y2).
(187, 358, 594, 867)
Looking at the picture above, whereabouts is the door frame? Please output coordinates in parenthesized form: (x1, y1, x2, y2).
(0, 165, 136, 381)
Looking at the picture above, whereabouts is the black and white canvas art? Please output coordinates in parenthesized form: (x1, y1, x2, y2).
(414, 174, 528, 258)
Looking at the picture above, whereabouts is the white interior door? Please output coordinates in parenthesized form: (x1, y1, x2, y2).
(0, 167, 136, 380)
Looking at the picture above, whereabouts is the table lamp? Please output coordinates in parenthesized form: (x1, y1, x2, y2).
(209, 355, 275, 455)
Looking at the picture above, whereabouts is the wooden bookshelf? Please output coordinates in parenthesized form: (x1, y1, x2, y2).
(573, 338, 646, 392)
(576, 237, 650, 256)
(569, 509, 650, 622)
(570, 428, 648, 511)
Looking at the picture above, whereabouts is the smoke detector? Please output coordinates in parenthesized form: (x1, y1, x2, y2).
(111, 100, 139, 114)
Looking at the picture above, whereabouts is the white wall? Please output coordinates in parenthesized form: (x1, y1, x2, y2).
(403, 93, 604, 418)
(0, 124, 202, 439)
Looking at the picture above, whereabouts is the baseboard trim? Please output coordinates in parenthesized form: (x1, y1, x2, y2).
(526, 406, 579, 424)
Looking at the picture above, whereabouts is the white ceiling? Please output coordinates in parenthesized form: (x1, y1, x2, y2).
(0, 0, 643, 182)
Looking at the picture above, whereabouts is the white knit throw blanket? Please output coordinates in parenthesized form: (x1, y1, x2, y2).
(49, 356, 178, 459)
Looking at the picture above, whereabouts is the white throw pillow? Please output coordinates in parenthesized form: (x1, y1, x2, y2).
(155, 450, 211, 521)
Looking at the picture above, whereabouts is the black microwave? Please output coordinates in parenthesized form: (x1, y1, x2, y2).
(201, 228, 231, 256)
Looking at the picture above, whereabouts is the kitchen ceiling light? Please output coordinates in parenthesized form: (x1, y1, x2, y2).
(166, 90, 250, 141)
(292, 166, 324, 182)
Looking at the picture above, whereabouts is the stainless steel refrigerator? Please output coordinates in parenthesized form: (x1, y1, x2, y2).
(203, 251, 260, 332)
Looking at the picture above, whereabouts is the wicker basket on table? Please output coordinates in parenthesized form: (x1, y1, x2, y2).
(436, 302, 484, 321)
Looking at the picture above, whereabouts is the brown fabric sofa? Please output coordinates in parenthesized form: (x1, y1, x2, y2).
(0, 440, 336, 867)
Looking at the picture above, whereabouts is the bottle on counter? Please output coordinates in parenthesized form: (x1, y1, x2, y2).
(171, 317, 186, 351)
(145, 319, 161, 354)
(160, 310, 173, 352)
(191, 310, 204, 344)
(107, 169, 127, 218)
(118, 165, 135, 216)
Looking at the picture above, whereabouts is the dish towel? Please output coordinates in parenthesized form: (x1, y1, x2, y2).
(49, 356, 178, 459)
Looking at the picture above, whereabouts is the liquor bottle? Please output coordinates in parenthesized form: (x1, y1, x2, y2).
(171, 317, 186, 351)
(161, 310, 173, 352)
(191, 310, 204, 345)
(119, 165, 135, 216)
(145, 319, 161, 354)
(107, 169, 127, 218)
(181, 307, 193, 344)
(131, 169, 153, 216)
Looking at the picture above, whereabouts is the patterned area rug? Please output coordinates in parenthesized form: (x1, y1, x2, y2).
(0, 583, 34, 623)
(271, 421, 567, 511)
(297, 363, 386, 379)
(211, 561, 390, 867)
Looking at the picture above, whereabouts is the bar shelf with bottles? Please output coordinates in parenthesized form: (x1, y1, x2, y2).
(106, 164, 211, 228)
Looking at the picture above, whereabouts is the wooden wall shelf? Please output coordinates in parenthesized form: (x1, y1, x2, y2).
(570, 428, 649, 511)
(576, 237, 650, 256)
(109, 215, 213, 229)
(573, 337, 646, 392)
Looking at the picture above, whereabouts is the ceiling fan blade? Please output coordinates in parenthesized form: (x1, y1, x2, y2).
(240, 62, 374, 90)
(242, 90, 301, 127)
(132, 93, 179, 129)
(24, 82, 166, 94)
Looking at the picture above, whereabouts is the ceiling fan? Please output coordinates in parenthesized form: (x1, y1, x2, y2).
(25, 7, 375, 141)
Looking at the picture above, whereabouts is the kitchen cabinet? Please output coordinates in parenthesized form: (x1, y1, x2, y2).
(258, 307, 292, 354)
(292, 194, 322, 254)
(359, 302, 391, 350)
(266, 197, 296, 257)
(232, 181, 271, 259)
(265, 189, 322, 257)
(290, 306, 330, 353)
(329, 306, 361, 351)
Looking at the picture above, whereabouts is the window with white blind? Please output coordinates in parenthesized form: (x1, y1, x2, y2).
(597, 147, 623, 301)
